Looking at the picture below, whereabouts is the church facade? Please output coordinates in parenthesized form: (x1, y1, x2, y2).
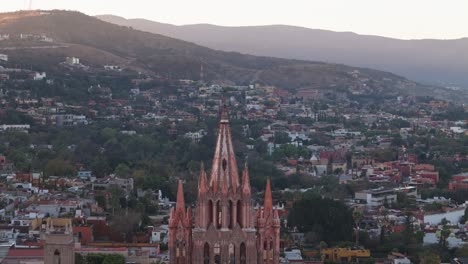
(168, 106, 280, 264)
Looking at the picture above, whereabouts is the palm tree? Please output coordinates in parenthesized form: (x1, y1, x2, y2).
(353, 208, 363, 246)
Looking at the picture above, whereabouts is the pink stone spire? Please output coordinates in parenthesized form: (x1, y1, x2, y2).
(209, 103, 239, 192)
(263, 178, 273, 214)
(242, 162, 251, 195)
(175, 179, 185, 214)
(198, 162, 208, 195)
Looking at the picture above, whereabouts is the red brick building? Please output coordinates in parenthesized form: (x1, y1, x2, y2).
(449, 173, 468, 191)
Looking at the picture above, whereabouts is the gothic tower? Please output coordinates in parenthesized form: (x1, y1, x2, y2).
(169, 104, 280, 264)
(256, 179, 281, 264)
(192, 104, 257, 264)
(169, 180, 193, 264)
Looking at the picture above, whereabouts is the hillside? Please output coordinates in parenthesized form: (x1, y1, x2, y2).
(0, 10, 460, 101)
(97, 15, 468, 90)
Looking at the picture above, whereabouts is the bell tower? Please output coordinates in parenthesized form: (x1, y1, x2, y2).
(191, 104, 257, 264)
(256, 179, 281, 264)
(169, 103, 280, 263)
(168, 180, 192, 264)
(43, 218, 75, 264)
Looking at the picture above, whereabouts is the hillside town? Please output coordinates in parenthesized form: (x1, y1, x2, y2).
(0, 15, 467, 264)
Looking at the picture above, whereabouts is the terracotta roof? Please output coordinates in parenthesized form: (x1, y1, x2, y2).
(7, 248, 44, 257)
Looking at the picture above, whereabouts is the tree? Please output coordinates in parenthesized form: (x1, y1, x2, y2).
(102, 254, 125, 264)
(460, 207, 468, 224)
(75, 254, 85, 264)
(288, 191, 353, 244)
(95, 195, 106, 209)
(114, 163, 131, 178)
(85, 254, 105, 264)
(100, 127, 117, 142)
(402, 211, 415, 246)
(109, 185, 123, 215)
(353, 209, 363, 246)
(438, 219, 451, 248)
(274, 132, 290, 144)
(456, 244, 468, 257)
(109, 210, 142, 242)
(420, 252, 441, 264)
(44, 158, 76, 177)
(333, 167, 344, 175)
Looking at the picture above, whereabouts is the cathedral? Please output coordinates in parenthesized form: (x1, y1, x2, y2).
(168, 105, 280, 264)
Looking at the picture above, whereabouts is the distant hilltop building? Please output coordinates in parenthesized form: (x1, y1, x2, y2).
(65, 57, 80, 65)
(0, 124, 30, 133)
(0, 54, 8, 62)
(169, 105, 280, 264)
(33, 72, 47, 81)
(0, 34, 10, 41)
(104, 65, 122, 71)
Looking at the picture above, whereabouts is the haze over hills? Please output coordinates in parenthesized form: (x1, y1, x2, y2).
(97, 15, 468, 90)
(0, 10, 464, 101)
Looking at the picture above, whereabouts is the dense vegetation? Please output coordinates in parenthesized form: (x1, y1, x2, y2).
(287, 191, 354, 244)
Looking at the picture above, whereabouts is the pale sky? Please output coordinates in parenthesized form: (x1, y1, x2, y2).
(1, 0, 467, 40)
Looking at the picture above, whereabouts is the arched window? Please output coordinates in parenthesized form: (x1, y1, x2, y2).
(214, 243, 221, 264)
(208, 200, 213, 227)
(182, 240, 186, 257)
(222, 159, 227, 171)
(216, 201, 221, 229)
(229, 243, 235, 264)
(270, 240, 274, 260)
(237, 200, 242, 228)
(204, 243, 210, 264)
(54, 249, 61, 264)
(240, 243, 246, 264)
(228, 200, 233, 229)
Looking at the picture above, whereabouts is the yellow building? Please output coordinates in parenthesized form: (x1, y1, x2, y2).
(321, 248, 370, 262)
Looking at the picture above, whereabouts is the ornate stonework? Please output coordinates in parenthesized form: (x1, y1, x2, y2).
(169, 105, 280, 264)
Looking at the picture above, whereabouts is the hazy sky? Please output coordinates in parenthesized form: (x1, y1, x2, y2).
(2, 0, 468, 40)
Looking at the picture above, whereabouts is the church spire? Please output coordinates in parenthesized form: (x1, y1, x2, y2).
(198, 162, 208, 195)
(175, 179, 186, 214)
(209, 103, 239, 193)
(263, 178, 273, 214)
(242, 162, 251, 195)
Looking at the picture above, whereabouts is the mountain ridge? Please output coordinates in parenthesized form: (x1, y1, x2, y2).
(98, 15, 468, 41)
(96, 15, 468, 89)
(0, 10, 464, 102)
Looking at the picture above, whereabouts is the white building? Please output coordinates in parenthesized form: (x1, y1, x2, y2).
(0, 124, 30, 132)
(104, 65, 122, 71)
(184, 129, 207, 142)
(0, 54, 8, 62)
(450, 127, 465, 134)
(424, 207, 465, 225)
(66, 57, 80, 65)
(33, 72, 46, 81)
(355, 187, 398, 207)
(150, 225, 169, 244)
(284, 249, 303, 262)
